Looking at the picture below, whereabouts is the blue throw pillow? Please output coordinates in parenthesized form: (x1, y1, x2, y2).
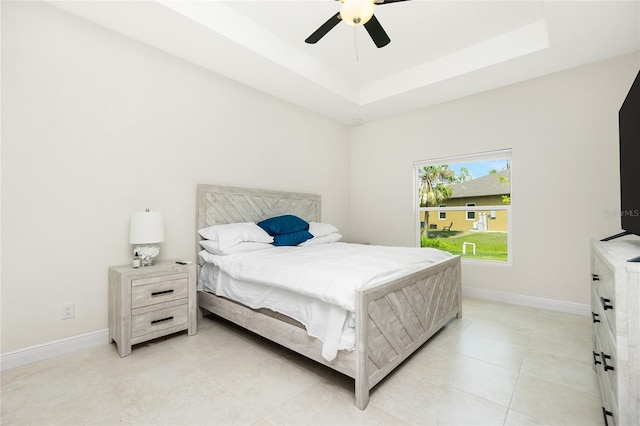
(272, 230, 314, 246)
(257, 215, 309, 236)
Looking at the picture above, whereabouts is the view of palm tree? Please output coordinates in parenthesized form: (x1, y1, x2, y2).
(418, 165, 455, 237)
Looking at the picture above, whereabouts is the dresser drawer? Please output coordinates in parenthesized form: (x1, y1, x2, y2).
(594, 325, 619, 398)
(131, 273, 188, 308)
(591, 285, 615, 339)
(595, 351, 618, 426)
(600, 378, 618, 426)
(599, 367, 618, 426)
(131, 299, 188, 338)
(591, 272, 616, 336)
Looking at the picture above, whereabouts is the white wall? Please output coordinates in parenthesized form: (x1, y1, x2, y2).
(1, 2, 350, 352)
(2, 0, 639, 357)
(349, 52, 639, 306)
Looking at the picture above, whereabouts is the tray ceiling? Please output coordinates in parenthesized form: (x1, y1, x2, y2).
(49, 1, 640, 125)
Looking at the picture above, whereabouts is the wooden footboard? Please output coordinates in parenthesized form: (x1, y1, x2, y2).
(355, 255, 462, 409)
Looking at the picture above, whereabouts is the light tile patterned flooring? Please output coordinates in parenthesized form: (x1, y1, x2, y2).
(1, 297, 603, 425)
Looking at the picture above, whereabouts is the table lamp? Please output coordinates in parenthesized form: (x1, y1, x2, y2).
(130, 209, 164, 266)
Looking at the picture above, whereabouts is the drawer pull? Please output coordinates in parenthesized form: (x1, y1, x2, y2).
(600, 297, 614, 310)
(151, 316, 174, 325)
(151, 289, 174, 297)
(592, 274, 600, 281)
(592, 312, 601, 323)
(602, 407, 614, 426)
(593, 351, 602, 366)
(601, 352, 615, 371)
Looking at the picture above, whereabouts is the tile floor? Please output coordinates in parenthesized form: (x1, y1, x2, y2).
(1, 297, 603, 425)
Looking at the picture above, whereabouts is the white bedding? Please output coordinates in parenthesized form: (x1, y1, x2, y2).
(199, 263, 355, 361)
(198, 242, 454, 361)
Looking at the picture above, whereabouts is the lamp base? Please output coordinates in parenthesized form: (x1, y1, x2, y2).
(133, 245, 160, 267)
(141, 257, 154, 267)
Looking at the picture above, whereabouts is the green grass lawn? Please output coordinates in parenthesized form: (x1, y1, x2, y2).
(421, 230, 508, 262)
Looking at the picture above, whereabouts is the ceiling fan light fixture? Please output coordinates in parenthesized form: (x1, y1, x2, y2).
(339, 0, 375, 26)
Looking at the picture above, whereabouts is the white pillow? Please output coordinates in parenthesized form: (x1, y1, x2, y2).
(299, 232, 342, 247)
(198, 222, 273, 251)
(200, 239, 272, 256)
(308, 222, 339, 238)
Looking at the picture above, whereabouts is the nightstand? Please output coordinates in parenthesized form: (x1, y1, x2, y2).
(108, 260, 197, 357)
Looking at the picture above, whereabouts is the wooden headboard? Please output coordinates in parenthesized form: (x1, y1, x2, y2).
(196, 184, 321, 254)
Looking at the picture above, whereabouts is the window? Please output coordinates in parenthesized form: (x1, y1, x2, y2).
(466, 203, 476, 220)
(414, 149, 512, 264)
(439, 204, 446, 220)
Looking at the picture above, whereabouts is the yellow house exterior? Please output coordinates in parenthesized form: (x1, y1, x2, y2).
(422, 169, 510, 233)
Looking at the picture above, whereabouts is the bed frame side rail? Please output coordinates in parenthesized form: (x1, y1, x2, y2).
(197, 291, 356, 377)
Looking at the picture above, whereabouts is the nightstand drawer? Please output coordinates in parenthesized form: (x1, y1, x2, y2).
(131, 275, 188, 308)
(131, 300, 188, 338)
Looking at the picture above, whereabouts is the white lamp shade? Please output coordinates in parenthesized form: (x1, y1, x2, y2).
(340, 0, 375, 26)
(130, 211, 165, 244)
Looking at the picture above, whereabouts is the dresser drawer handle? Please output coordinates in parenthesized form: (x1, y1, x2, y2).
(600, 297, 614, 310)
(602, 407, 614, 426)
(151, 289, 174, 297)
(591, 312, 601, 323)
(601, 352, 615, 371)
(151, 316, 174, 325)
(592, 274, 600, 281)
(593, 351, 602, 366)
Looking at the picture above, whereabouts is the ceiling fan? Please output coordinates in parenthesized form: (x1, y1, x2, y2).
(305, 0, 410, 48)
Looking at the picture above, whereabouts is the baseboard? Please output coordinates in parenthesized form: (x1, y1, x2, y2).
(462, 286, 591, 316)
(0, 289, 589, 371)
(1, 329, 110, 371)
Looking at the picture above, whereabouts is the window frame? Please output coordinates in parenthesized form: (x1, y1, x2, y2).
(466, 203, 476, 221)
(439, 204, 446, 220)
(414, 148, 513, 266)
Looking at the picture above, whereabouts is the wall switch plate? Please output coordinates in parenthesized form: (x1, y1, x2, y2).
(62, 303, 75, 319)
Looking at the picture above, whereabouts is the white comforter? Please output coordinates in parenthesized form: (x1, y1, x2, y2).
(199, 243, 453, 361)
(199, 242, 454, 312)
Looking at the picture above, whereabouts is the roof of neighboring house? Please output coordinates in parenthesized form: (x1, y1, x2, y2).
(449, 169, 511, 199)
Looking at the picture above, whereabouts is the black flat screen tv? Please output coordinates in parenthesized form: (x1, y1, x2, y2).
(619, 70, 640, 238)
(606, 69, 640, 261)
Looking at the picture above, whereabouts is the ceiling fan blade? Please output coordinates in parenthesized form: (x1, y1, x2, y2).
(305, 12, 342, 44)
(375, 0, 410, 4)
(364, 14, 391, 48)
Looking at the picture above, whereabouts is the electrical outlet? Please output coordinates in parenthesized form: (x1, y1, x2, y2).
(62, 303, 75, 320)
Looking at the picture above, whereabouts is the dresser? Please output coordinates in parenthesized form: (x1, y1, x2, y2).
(590, 238, 640, 426)
(109, 260, 197, 357)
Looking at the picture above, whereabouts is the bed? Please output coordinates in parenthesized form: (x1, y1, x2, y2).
(196, 184, 462, 410)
